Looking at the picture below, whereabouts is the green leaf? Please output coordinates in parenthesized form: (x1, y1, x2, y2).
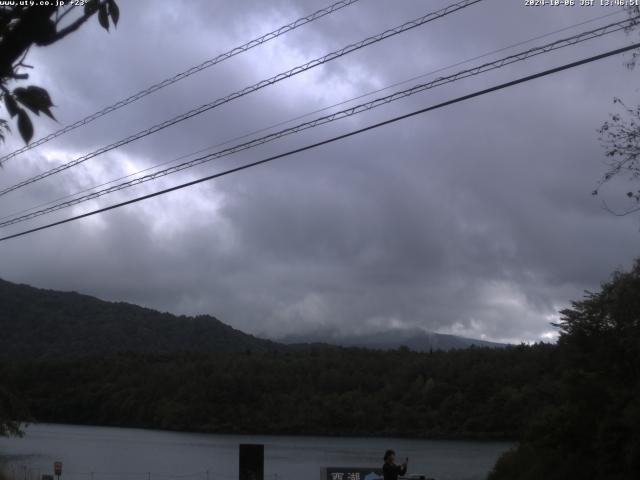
(4, 94, 18, 118)
(30, 86, 53, 108)
(13, 86, 54, 118)
(16, 109, 33, 144)
(14, 88, 39, 115)
(84, 0, 99, 16)
(108, 0, 119, 26)
(98, 3, 109, 31)
(41, 107, 56, 121)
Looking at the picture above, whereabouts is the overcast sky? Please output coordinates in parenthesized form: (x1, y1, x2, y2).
(0, 0, 639, 343)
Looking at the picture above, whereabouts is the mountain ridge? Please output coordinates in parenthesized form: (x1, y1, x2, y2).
(0, 278, 282, 358)
(0, 278, 503, 358)
(279, 327, 506, 351)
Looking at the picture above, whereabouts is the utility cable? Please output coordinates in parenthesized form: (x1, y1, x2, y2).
(1, 41, 637, 243)
(0, 8, 624, 224)
(0, 0, 362, 165)
(0, 0, 483, 197)
(0, 16, 634, 229)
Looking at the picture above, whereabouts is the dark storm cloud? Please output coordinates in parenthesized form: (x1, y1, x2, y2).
(0, 0, 639, 343)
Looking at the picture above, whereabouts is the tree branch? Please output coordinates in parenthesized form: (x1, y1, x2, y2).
(42, 1, 109, 45)
(600, 199, 640, 217)
(54, 5, 76, 26)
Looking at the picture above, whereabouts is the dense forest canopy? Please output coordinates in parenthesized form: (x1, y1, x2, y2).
(0, 345, 554, 439)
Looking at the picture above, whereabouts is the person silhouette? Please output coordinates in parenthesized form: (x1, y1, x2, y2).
(382, 449, 407, 480)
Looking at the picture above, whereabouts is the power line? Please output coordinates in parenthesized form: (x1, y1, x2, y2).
(0, 16, 634, 229)
(1, 8, 624, 224)
(0, 0, 362, 166)
(0, 0, 483, 198)
(1, 41, 637, 244)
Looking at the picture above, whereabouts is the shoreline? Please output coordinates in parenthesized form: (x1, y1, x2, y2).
(11, 421, 517, 444)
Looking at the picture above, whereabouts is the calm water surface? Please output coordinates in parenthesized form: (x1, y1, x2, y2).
(0, 424, 512, 480)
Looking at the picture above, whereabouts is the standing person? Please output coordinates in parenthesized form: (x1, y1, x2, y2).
(382, 449, 408, 480)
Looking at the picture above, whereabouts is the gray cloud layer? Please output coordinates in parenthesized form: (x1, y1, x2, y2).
(1, 0, 639, 343)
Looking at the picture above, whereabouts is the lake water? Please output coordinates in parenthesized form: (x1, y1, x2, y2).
(0, 424, 512, 480)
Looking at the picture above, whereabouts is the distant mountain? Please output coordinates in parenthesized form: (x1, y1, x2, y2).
(0, 278, 282, 358)
(0, 278, 503, 359)
(279, 327, 506, 352)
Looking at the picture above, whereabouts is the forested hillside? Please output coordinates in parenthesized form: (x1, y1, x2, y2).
(0, 345, 554, 438)
(0, 279, 281, 358)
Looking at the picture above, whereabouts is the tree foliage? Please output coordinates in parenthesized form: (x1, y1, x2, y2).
(595, 98, 640, 216)
(0, 0, 119, 145)
(0, 384, 27, 438)
(488, 259, 640, 480)
(594, 7, 640, 216)
(0, 344, 556, 439)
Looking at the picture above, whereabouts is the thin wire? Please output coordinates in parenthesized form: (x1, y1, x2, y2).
(0, 0, 362, 165)
(0, 16, 634, 229)
(1, 8, 623, 224)
(0, 0, 484, 198)
(1, 41, 638, 244)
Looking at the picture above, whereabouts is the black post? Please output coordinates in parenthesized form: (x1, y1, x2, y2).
(239, 444, 264, 480)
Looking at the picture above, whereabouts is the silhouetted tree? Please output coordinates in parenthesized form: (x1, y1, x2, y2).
(595, 98, 640, 216)
(0, 0, 119, 144)
(489, 259, 640, 480)
(593, 8, 640, 215)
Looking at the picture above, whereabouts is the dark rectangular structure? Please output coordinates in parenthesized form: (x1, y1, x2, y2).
(239, 443, 264, 480)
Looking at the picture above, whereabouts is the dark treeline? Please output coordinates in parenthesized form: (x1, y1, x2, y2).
(489, 260, 640, 480)
(0, 344, 555, 439)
